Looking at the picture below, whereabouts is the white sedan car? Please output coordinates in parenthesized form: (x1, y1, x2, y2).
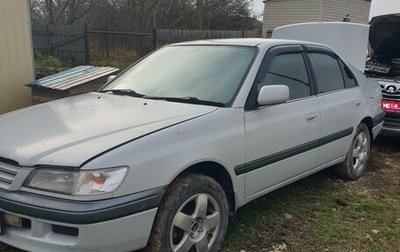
(0, 39, 383, 252)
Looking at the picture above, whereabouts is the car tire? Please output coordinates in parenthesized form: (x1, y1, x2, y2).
(145, 173, 229, 252)
(333, 123, 371, 180)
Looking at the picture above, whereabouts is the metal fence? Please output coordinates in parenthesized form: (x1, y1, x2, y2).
(32, 24, 88, 65)
(32, 25, 260, 69)
(87, 30, 151, 69)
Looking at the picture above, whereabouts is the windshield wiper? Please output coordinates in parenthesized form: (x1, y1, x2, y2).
(143, 96, 225, 107)
(102, 89, 144, 98)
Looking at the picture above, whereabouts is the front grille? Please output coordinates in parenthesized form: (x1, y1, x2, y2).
(380, 80, 400, 100)
(382, 92, 400, 100)
(0, 161, 20, 190)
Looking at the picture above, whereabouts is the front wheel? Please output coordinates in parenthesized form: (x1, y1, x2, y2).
(333, 123, 371, 180)
(145, 173, 229, 252)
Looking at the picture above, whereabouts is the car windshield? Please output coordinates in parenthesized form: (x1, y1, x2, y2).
(103, 45, 257, 105)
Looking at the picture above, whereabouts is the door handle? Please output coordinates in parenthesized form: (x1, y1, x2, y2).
(306, 113, 318, 122)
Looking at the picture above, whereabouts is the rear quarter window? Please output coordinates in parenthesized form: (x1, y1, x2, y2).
(339, 60, 358, 88)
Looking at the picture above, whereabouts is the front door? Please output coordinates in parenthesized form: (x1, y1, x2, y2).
(239, 45, 320, 199)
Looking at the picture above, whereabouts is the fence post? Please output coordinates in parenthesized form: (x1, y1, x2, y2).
(46, 24, 53, 55)
(84, 24, 90, 65)
(151, 28, 157, 51)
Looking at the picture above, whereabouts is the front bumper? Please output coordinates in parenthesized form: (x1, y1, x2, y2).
(0, 186, 164, 224)
(0, 186, 165, 251)
(0, 208, 158, 252)
(382, 112, 400, 133)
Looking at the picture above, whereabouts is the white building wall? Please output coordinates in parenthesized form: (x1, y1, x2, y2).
(263, 0, 371, 37)
(0, 0, 34, 114)
(263, 0, 321, 37)
(322, 0, 371, 23)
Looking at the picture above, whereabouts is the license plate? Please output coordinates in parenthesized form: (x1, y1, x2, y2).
(381, 100, 400, 112)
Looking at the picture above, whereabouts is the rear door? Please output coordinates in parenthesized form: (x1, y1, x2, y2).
(304, 45, 364, 166)
(239, 45, 320, 199)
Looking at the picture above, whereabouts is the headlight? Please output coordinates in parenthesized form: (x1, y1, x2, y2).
(24, 167, 128, 196)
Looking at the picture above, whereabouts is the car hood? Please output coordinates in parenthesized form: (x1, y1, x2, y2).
(272, 22, 370, 72)
(369, 14, 400, 60)
(0, 93, 217, 167)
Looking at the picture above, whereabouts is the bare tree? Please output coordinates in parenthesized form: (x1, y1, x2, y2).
(123, 0, 161, 32)
(30, 0, 95, 24)
(151, 0, 253, 30)
(30, 0, 254, 31)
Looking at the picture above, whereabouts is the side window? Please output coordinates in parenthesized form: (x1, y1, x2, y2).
(339, 60, 358, 88)
(308, 53, 345, 93)
(259, 53, 311, 100)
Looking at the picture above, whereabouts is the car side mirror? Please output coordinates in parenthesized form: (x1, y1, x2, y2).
(107, 75, 117, 83)
(257, 85, 289, 106)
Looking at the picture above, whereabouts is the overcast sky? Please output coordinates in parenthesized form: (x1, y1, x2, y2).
(251, 0, 400, 20)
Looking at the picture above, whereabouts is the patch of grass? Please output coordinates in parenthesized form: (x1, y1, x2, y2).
(222, 171, 337, 251)
(34, 49, 64, 69)
(89, 42, 137, 70)
(34, 49, 71, 77)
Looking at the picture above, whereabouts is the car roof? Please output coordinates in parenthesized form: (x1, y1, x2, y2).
(171, 38, 331, 50)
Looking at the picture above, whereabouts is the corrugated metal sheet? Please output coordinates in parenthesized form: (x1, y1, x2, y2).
(263, 0, 371, 37)
(0, 0, 33, 114)
(28, 66, 119, 91)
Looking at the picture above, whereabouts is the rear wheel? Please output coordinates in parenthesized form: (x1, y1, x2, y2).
(145, 173, 229, 252)
(334, 123, 371, 180)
